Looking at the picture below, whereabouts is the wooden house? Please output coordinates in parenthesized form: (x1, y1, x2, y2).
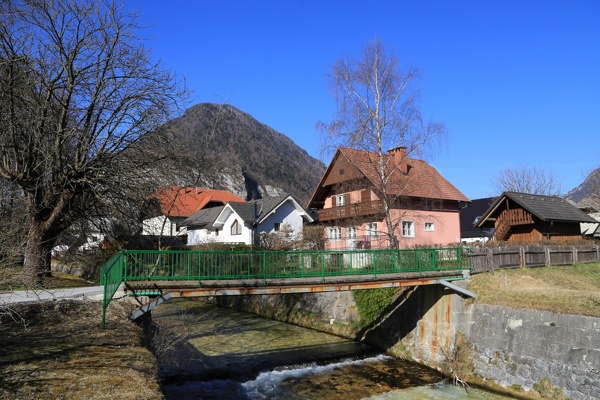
(475, 191, 597, 242)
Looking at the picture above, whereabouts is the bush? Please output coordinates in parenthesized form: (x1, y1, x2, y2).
(352, 288, 395, 327)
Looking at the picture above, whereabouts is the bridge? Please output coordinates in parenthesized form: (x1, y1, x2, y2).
(100, 247, 475, 328)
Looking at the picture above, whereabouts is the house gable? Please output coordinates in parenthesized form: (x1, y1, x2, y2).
(308, 147, 469, 210)
(476, 192, 596, 242)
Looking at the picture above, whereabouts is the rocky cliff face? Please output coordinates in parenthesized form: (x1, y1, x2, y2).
(165, 103, 326, 206)
(567, 167, 600, 203)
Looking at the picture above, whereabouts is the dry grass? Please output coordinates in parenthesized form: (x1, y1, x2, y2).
(0, 299, 163, 400)
(0, 268, 95, 292)
(469, 262, 600, 317)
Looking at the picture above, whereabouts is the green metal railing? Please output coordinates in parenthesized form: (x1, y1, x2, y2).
(100, 247, 471, 328)
(100, 252, 125, 329)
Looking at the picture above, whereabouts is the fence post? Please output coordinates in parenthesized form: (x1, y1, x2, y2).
(573, 246, 578, 265)
(520, 246, 526, 268)
(545, 246, 551, 266)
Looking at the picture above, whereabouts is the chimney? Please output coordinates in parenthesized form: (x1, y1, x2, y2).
(388, 146, 408, 173)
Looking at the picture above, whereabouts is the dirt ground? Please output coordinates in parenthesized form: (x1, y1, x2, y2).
(0, 299, 163, 400)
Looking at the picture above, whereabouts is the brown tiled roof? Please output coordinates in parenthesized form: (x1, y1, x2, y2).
(338, 147, 470, 201)
(153, 186, 244, 218)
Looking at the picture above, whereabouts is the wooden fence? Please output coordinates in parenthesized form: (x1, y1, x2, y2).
(469, 245, 600, 274)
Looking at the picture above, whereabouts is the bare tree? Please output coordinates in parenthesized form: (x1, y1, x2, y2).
(492, 164, 562, 196)
(0, 0, 189, 287)
(318, 39, 446, 247)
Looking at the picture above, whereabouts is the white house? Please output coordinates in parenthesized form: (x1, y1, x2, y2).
(142, 186, 244, 238)
(182, 194, 314, 246)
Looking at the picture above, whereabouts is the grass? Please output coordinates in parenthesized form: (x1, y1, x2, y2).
(1, 261, 598, 399)
(0, 299, 163, 400)
(469, 262, 600, 317)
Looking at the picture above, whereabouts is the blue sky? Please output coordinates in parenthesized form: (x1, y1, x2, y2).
(129, 0, 600, 200)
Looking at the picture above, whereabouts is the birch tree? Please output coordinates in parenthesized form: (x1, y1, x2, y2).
(0, 0, 189, 287)
(318, 39, 446, 247)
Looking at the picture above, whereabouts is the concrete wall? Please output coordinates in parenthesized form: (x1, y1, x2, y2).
(217, 286, 600, 400)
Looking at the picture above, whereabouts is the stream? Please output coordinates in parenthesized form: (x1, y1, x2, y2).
(150, 299, 514, 399)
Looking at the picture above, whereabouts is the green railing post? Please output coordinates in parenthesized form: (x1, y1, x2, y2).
(263, 251, 267, 284)
(321, 251, 325, 282)
(373, 251, 377, 280)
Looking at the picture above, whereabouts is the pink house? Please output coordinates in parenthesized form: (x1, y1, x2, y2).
(307, 147, 470, 250)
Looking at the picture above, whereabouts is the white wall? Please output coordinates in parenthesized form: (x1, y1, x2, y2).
(219, 212, 253, 244)
(142, 216, 187, 236)
(257, 200, 305, 238)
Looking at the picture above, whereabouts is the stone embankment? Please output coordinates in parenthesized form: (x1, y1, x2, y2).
(461, 305, 600, 400)
(218, 287, 600, 400)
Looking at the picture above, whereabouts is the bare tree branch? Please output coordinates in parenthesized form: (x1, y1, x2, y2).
(318, 39, 446, 247)
(0, 0, 189, 287)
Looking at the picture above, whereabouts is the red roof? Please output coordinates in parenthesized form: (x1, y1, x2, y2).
(153, 187, 244, 217)
(308, 147, 469, 207)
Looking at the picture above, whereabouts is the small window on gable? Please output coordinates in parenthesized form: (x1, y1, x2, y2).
(231, 220, 242, 235)
(274, 222, 281, 231)
(425, 222, 435, 232)
(340, 168, 345, 175)
(402, 221, 415, 238)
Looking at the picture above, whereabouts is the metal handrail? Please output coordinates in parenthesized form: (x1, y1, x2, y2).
(100, 252, 124, 329)
(99, 247, 472, 328)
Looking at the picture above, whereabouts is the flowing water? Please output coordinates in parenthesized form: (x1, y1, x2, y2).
(151, 299, 514, 399)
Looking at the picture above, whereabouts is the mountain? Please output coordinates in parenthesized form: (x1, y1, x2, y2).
(566, 167, 600, 203)
(165, 103, 326, 206)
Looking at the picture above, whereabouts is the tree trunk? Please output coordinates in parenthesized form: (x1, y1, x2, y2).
(23, 219, 55, 288)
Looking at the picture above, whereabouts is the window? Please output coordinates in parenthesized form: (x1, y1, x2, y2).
(402, 221, 415, 238)
(336, 194, 346, 206)
(328, 226, 341, 240)
(366, 223, 378, 238)
(424, 222, 435, 232)
(274, 222, 281, 231)
(231, 220, 242, 235)
(347, 226, 357, 240)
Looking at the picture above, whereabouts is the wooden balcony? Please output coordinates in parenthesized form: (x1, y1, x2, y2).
(493, 208, 534, 241)
(318, 200, 385, 222)
(498, 208, 534, 227)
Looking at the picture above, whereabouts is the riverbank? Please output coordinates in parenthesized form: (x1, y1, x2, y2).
(217, 264, 600, 399)
(0, 299, 163, 400)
